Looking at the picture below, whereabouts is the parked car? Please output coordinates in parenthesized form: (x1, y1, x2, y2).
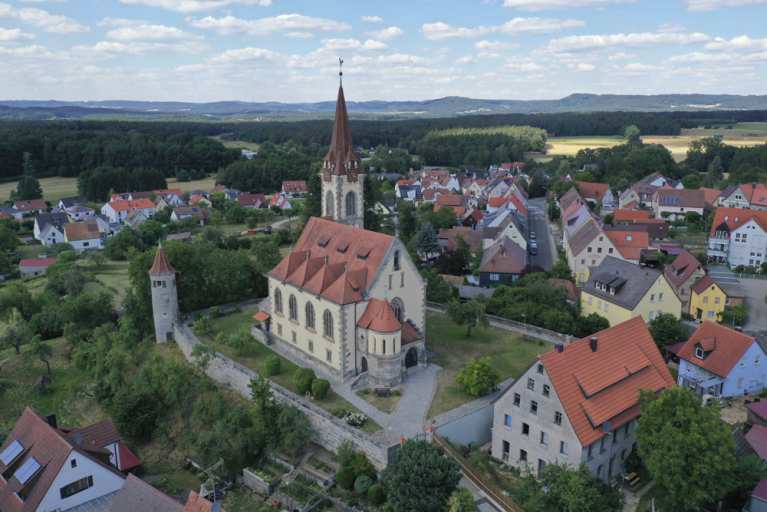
(530, 232, 536, 239)
(530, 242, 538, 255)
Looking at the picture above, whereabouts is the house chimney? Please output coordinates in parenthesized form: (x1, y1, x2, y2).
(590, 336, 598, 353)
(46, 412, 57, 430)
(556, 343, 564, 353)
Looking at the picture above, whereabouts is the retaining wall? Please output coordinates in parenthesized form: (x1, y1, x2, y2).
(182, 298, 265, 321)
(173, 322, 392, 470)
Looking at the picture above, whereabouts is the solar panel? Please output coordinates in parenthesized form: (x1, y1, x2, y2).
(0, 440, 23, 465)
(15, 457, 40, 484)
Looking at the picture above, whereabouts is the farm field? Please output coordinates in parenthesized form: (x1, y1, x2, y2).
(209, 135, 260, 152)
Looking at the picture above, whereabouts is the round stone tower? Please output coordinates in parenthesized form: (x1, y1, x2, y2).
(149, 241, 179, 343)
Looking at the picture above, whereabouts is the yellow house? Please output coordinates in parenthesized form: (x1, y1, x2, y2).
(580, 256, 682, 325)
(689, 275, 728, 322)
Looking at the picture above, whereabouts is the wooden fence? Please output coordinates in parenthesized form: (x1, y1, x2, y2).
(434, 433, 526, 512)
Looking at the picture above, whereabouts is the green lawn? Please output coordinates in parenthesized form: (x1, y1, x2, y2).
(425, 311, 553, 418)
(355, 388, 403, 414)
(0, 177, 80, 205)
(669, 366, 678, 381)
(205, 310, 382, 434)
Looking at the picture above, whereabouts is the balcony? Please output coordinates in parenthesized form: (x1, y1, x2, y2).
(707, 238, 729, 255)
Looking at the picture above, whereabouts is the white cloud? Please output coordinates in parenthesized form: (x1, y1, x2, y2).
(286, 38, 389, 68)
(18, 7, 89, 33)
(108, 24, 204, 42)
(376, 53, 432, 64)
(475, 40, 519, 51)
(477, 51, 504, 59)
(364, 26, 405, 40)
(705, 35, 767, 53)
(455, 54, 476, 64)
(575, 63, 595, 71)
(501, 62, 544, 71)
(17, 0, 65, 2)
(118, 0, 272, 14)
(498, 17, 585, 35)
(188, 14, 352, 37)
(684, 0, 767, 11)
(72, 40, 212, 57)
(624, 62, 660, 71)
(543, 31, 711, 53)
(361, 15, 383, 22)
(207, 47, 281, 63)
(665, 52, 732, 63)
(657, 23, 689, 33)
(96, 18, 149, 27)
(420, 22, 490, 41)
(607, 52, 637, 60)
(503, 0, 634, 11)
(0, 27, 35, 41)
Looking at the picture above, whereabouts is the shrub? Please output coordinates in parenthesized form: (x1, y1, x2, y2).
(322, 497, 331, 507)
(312, 378, 330, 399)
(336, 467, 356, 489)
(348, 497, 359, 506)
(363, 388, 370, 395)
(352, 453, 377, 480)
(346, 413, 366, 428)
(354, 475, 372, 493)
(331, 407, 346, 418)
(336, 439, 357, 466)
(537, 339, 544, 346)
(265, 355, 281, 376)
(393, 390, 401, 397)
(215, 332, 227, 345)
(187, 322, 194, 327)
(293, 367, 316, 394)
(110, 383, 161, 442)
(368, 484, 386, 506)
(209, 306, 221, 318)
(194, 313, 203, 321)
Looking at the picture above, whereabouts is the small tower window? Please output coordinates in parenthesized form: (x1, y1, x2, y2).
(394, 251, 400, 271)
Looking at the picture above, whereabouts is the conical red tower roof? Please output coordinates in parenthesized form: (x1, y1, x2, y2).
(149, 243, 175, 276)
(324, 85, 360, 175)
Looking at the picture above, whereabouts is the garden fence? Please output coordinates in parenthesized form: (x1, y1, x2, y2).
(434, 433, 526, 512)
(738, 273, 767, 280)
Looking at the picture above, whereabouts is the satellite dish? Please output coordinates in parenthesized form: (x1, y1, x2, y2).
(73, 434, 83, 444)
(211, 503, 222, 512)
(602, 421, 611, 433)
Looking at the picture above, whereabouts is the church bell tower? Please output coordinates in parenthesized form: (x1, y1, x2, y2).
(321, 59, 364, 228)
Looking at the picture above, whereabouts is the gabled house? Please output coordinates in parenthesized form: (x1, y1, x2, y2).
(0, 206, 23, 219)
(19, 258, 57, 279)
(395, 184, 423, 201)
(653, 189, 706, 221)
(577, 182, 614, 206)
(33, 213, 69, 240)
(39, 223, 65, 248)
(437, 227, 483, 254)
(663, 250, 707, 314)
(479, 235, 527, 287)
(189, 195, 212, 208)
(706, 208, 767, 266)
(13, 200, 47, 216)
(101, 199, 155, 224)
(57, 196, 88, 209)
(482, 208, 528, 250)
(63, 205, 95, 222)
(743, 480, 767, 512)
(171, 207, 212, 223)
(638, 172, 682, 189)
(123, 208, 148, 230)
(580, 256, 681, 324)
(602, 225, 650, 263)
(720, 183, 767, 210)
(613, 210, 650, 224)
(0, 408, 127, 512)
(236, 193, 268, 209)
(282, 180, 307, 196)
(676, 321, 765, 398)
(491, 317, 675, 481)
(269, 193, 292, 210)
(460, 208, 484, 230)
(689, 275, 729, 322)
(566, 219, 617, 284)
(64, 221, 103, 252)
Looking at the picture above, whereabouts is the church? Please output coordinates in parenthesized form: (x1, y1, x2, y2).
(255, 78, 427, 389)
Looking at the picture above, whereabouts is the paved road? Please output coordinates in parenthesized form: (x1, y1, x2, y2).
(527, 198, 556, 271)
(739, 278, 767, 335)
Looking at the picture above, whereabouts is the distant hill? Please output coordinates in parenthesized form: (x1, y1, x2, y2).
(1, 94, 767, 120)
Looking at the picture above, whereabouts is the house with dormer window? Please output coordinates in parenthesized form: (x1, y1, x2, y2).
(664, 250, 707, 315)
(490, 317, 675, 481)
(676, 321, 765, 398)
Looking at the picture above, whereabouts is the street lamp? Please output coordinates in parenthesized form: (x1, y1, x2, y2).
(521, 313, 526, 326)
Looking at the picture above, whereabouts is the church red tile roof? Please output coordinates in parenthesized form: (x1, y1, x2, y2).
(357, 298, 401, 333)
(677, 321, 757, 378)
(269, 217, 394, 305)
(540, 317, 675, 446)
(149, 245, 176, 276)
(324, 85, 360, 175)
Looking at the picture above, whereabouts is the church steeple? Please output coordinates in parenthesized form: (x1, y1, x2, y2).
(323, 65, 360, 178)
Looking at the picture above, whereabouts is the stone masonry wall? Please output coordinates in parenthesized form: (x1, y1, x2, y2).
(173, 322, 391, 470)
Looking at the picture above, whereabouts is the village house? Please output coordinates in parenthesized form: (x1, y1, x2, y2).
(613, 210, 650, 224)
(689, 275, 730, 322)
(676, 321, 766, 398)
(33, 213, 69, 241)
(663, 250, 707, 315)
(101, 199, 155, 224)
(63, 205, 95, 222)
(0, 206, 23, 219)
(0, 409, 133, 512)
(39, 223, 65, 248)
(639, 172, 683, 189)
(577, 182, 615, 206)
(57, 196, 88, 210)
(602, 225, 650, 263)
(13, 200, 47, 216)
(566, 219, 619, 284)
(189, 194, 212, 208)
(707, 208, 767, 266)
(269, 193, 292, 210)
(236, 193, 268, 209)
(490, 317, 675, 481)
(437, 227, 483, 254)
(653, 188, 706, 221)
(170, 206, 212, 223)
(460, 208, 484, 230)
(64, 221, 103, 252)
(282, 180, 307, 197)
(719, 183, 767, 210)
(619, 183, 662, 210)
(580, 256, 681, 324)
(18, 258, 57, 278)
(478, 235, 527, 287)
(482, 208, 529, 250)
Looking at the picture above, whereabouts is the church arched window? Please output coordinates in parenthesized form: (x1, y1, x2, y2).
(391, 297, 404, 323)
(288, 294, 297, 320)
(274, 288, 283, 314)
(345, 191, 356, 217)
(393, 250, 400, 271)
(323, 310, 334, 339)
(306, 302, 315, 329)
(325, 191, 334, 216)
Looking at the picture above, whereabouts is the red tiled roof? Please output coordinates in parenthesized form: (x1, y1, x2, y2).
(357, 298, 401, 333)
(435, 194, 464, 208)
(438, 227, 483, 253)
(548, 278, 580, 301)
(324, 85, 361, 175)
(709, 208, 767, 238)
(154, 188, 182, 196)
(752, 479, 767, 502)
(677, 321, 757, 378)
(13, 199, 46, 212)
(184, 491, 226, 512)
(700, 187, 722, 205)
(623, 200, 638, 210)
(111, 473, 183, 512)
(211, 184, 227, 194)
(236, 193, 267, 207)
(282, 181, 307, 193)
(664, 250, 703, 287)
(401, 322, 423, 344)
(149, 246, 176, 276)
(746, 425, 767, 459)
(746, 401, 767, 422)
(479, 235, 526, 275)
(613, 210, 650, 222)
(190, 195, 208, 203)
(690, 274, 717, 295)
(253, 311, 270, 323)
(541, 317, 675, 446)
(19, 258, 56, 267)
(577, 182, 610, 201)
(117, 441, 141, 471)
(64, 220, 101, 241)
(108, 198, 155, 212)
(508, 194, 527, 215)
(67, 418, 120, 448)
(656, 188, 706, 208)
(269, 217, 393, 305)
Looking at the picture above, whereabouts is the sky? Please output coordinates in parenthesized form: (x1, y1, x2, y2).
(0, 0, 765, 103)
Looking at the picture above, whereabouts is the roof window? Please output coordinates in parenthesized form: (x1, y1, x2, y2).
(0, 440, 23, 465)
(318, 236, 330, 248)
(336, 240, 350, 254)
(695, 347, 704, 360)
(15, 457, 41, 484)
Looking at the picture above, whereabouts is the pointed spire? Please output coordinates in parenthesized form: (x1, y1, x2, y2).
(323, 69, 360, 176)
(149, 242, 175, 276)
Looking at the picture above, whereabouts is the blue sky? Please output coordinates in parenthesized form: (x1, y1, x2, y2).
(0, 0, 765, 102)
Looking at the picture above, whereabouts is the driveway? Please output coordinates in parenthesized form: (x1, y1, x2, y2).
(707, 266, 740, 285)
(527, 198, 556, 271)
(739, 278, 767, 335)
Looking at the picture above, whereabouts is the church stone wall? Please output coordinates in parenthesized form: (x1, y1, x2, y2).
(174, 322, 392, 469)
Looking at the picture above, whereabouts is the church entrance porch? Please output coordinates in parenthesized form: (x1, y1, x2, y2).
(405, 348, 419, 368)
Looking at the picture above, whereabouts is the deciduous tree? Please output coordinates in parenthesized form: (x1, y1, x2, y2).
(456, 357, 500, 396)
(445, 297, 489, 337)
(647, 312, 689, 348)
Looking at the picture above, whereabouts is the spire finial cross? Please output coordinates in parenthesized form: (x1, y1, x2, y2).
(339, 57, 343, 85)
